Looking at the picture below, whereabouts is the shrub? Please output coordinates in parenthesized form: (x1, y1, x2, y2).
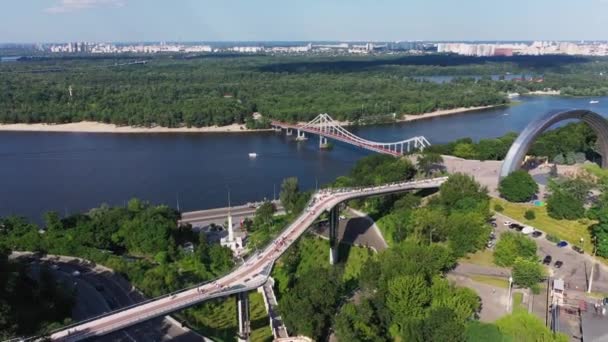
(524, 210, 536, 220)
(499, 171, 538, 203)
(547, 191, 585, 220)
(494, 204, 504, 212)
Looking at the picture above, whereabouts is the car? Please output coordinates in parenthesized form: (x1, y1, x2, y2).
(572, 246, 584, 254)
(504, 221, 512, 226)
(51, 264, 60, 270)
(543, 255, 552, 265)
(339, 215, 346, 220)
(491, 222, 497, 228)
(72, 270, 81, 277)
(554, 261, 563, 268)
(557, 241, 568, 248)
(531, 231, 543, 238)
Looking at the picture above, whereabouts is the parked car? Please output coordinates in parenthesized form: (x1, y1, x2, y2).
(531, 231, 543, 238)
(504, 221, 512, 226)
(572, 246, 584, 254)
(554, 261, 564, 268)
(543, 255, 552, 265)
(557, 241, 568, 248)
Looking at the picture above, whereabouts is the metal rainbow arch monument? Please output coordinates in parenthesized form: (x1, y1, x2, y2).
(499, 109, 608, 179)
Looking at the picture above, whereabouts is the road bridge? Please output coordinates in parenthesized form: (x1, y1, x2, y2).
(49, 177, 447, 342)
(272, 113, 431, 156)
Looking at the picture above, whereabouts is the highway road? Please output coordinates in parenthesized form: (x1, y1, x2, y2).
(179, 201, 285, 230)
(50, 177, 447, 341)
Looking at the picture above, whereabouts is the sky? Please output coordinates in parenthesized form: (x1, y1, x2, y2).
(2, 0, 608, 43)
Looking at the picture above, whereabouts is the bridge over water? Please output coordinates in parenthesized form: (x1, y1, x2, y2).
(272, 113, 431, 156)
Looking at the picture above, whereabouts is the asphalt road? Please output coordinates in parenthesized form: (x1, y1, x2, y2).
(493, 214, 608, 294)
(312, 207, 388, 252)
(179, 201, 284, 230)
(15, 253, 205, 342)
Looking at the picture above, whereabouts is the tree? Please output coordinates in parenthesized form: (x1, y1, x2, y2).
(423, 307, 465, 342)
(499, 170, 538, 202)
(524, 210, 535, 220)
(417, 152, 444, 175)
(252, 201, 275, 230)
(387, 275, 431, 326)
(496, 310, 568, 342)
(494, 232, 537, 267)
(445, 211, 490, 257)
(438, 173, 489, 214)
(335, 301, 385, 342)
(43, 211, 63, 231)
(547, 191, 585, 220)
(452, 143, 477, 159)
(280, 177, 300, 214)
(512, 257, 544, 289)
(280, 267, 341, 340)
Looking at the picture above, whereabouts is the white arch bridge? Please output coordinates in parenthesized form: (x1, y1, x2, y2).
(271, 113, 431, 156)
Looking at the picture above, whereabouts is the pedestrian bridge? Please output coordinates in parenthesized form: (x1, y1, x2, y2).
(272, 113, 431, 156)
(49, 177, 447, 341)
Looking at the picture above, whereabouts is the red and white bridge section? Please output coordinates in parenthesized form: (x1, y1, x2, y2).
(271, 113, 431, 156)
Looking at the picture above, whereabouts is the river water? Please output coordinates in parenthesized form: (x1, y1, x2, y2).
(2, 95, 608, 221)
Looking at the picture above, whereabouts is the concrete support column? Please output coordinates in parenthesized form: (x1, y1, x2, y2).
(319, 136, 329, 149)
(329, 206, 339, 265)
(236, 292, 250, 342)
(296, 129, 307, 141)
(286, 128, 292, 136)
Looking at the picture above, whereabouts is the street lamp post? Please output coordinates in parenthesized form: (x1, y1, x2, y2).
(588, 236, 598, 293)
(508, 276, 513, 312)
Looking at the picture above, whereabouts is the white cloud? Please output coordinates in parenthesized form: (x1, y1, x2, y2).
(45, 0, 126, 14)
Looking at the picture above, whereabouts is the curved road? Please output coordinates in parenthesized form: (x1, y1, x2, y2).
(51, 177, 447, 341)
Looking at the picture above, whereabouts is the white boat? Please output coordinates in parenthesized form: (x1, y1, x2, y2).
(590, 100, 599, 104)
(248, 153, 257, 158)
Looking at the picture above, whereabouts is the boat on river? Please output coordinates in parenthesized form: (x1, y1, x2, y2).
(248, 153, 257, 158)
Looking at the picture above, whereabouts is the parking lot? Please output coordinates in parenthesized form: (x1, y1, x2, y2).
(493, 214, 608, 294)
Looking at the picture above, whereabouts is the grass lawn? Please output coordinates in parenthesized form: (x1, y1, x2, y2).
(461, 249, 496, 267)
(492, 198, 594, 254)
(512, 292, 526, 312)
(182, 292, 272, 342)
(470, 275, 510, 289)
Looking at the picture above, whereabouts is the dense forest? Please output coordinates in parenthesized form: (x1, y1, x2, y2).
(2, 54, 608, 128)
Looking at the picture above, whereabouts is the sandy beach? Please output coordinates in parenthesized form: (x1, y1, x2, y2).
(0, 121, 270, 134)
(526, 90, 561, 96)
(398, 105, 501, 123)
(0, 105, 502, 134)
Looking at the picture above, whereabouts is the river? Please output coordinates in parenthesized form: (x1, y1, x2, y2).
(1, 95, 608, 221)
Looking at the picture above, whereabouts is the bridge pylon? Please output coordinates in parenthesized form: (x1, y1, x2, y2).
(329, 206, 339, 265)
(236, 292, 251, 342)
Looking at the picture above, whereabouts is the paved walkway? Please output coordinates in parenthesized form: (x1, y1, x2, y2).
(311, 207, 388, 252)
(447, 273, 510, 322)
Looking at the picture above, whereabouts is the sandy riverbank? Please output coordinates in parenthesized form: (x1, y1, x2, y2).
(0, 121, 270, 134)
(526, 90, 561, 96)
(0, 105, 504, 134)
(398, 105, 501, 123)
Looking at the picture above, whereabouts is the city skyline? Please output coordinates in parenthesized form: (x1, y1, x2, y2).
(3, 0, 608, 43)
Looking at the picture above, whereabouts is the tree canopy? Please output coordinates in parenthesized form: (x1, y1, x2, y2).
(499, 170, 538, 203)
